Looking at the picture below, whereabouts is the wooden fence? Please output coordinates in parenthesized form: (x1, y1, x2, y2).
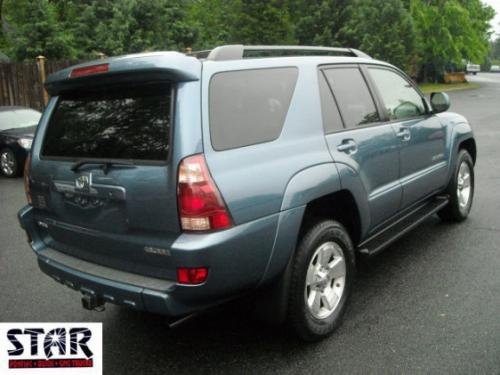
(0, 58, 83, 111)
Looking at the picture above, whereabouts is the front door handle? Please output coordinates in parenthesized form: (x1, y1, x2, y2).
(337, 139, 358, 154)
(396, 126, 411, 141)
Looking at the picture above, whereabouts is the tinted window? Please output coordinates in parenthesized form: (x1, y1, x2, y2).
(323, 68, 379, 128)
(318, 71, 344, 133)
(209, 67, 298, 151)
(369, 68, 425, 120)
(43, 84, 171, 161)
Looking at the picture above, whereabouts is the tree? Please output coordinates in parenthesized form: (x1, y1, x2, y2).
(339, 0, 417, 72)
(188, 0, 239, 49)
(291, 0, 349, 46)
(0, 0, 496, 84)
(410, 0, 495, 81)
(231, 0, 295, 44)
(491, 37, 500, 60)
(3, 0, 75, 60)
(71, 0, 196, 58)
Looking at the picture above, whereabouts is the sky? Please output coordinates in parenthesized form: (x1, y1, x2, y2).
(484, 0, 500, 38)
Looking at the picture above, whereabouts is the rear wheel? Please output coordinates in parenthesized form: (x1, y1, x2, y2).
(288, 220, 355, 341)
(0, 148, 20, 178)
(438, 149, 474, 222)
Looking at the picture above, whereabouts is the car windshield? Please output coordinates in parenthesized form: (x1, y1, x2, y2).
(0, 109, 41, 131)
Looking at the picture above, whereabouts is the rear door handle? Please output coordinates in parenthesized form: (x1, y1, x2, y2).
(337, 139, 357, 154)
(396, 126, 411, 141)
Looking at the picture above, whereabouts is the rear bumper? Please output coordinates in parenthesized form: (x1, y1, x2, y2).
(17, 205, 282, 316)
(35, 248, 194, 315)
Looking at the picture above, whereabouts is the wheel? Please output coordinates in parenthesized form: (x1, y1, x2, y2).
(0, 148, 20, 177)
(288, 220, 355, 341)
(438, 149, 474, 222)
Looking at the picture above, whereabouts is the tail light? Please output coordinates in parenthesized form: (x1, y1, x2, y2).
(177, 154, 233, 231)
(24, 154, 32, 204)
(177, 267, 209, 285)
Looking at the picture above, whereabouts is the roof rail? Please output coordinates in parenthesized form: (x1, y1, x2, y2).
(188, 45, 371, 61)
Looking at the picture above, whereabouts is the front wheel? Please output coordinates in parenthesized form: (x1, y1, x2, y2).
(438, 149, 474, 222)
(288, 220, 355, 341)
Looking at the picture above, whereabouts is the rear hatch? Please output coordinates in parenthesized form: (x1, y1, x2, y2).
(29, 53, 201, 280)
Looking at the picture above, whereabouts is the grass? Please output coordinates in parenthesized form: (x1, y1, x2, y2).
(418, 82, 480, 94)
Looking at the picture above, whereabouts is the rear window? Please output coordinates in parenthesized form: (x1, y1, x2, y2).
(42, 83, 172, 161)
(209, 67, 298, 151)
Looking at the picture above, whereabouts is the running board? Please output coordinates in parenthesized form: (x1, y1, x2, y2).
(358, 196, 449, 257)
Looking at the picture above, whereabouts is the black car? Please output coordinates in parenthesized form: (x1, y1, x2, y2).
(0, 106, 41, 177)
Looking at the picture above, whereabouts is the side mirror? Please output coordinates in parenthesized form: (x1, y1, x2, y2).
(430, 92, 450, 113)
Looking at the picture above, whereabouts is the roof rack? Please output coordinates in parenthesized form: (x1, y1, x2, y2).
(188, 45, 371, 61)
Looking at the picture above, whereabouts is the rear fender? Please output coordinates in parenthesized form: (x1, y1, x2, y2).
(258, 163, 341, 285)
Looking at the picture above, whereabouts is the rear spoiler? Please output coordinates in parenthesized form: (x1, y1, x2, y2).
(45, 52, 201, 95)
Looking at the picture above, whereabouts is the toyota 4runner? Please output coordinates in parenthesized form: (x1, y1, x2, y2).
(18, 45, 476, 341)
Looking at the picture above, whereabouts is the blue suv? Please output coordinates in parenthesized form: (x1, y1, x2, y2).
(18, 45, 476, 341)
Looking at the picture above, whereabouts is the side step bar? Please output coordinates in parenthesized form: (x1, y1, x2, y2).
(358, 196, 449, 257)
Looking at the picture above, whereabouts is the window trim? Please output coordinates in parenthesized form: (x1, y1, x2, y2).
(39, 83, 176, 166)
(319, 64, 386, 131)
(317, 69, 346, 134)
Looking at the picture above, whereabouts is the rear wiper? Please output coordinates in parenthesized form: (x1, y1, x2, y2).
(70, 159, 136, 174)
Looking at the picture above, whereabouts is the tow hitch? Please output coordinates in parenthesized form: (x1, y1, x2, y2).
(81, 294, 105, 312)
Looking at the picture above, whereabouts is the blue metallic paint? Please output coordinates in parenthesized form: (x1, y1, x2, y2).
(17, 52, 475, 317)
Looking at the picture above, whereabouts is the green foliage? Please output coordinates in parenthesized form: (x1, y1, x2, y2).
(490, 38, 500, 60)
(410, 0, 495, 81)
(231, 0, 295, 44)
(3, 0, 76, 60)
(188, 0, 239, 49)
(2, 0, 196, 60)
(339, 0, 417, 72)
(70, 0, 196, 58)
(291, 0, 348, 46)
(0, 0, 496, 83)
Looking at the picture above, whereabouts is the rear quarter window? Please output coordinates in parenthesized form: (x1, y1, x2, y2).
(209, 67, 298, 151)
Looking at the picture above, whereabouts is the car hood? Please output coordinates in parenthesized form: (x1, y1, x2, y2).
(0, 125, 36, 138)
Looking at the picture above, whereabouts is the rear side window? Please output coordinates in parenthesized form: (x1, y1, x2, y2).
(209, 67, 298, 151)
(323, 67, 379, 128)
(368, 68, 426, 120)
(42, 83, 172, 161)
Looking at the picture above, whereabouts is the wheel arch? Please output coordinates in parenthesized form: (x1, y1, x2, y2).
(300, 190, 362, 247)
(458, 137, 476, 165)
(261, 164, 365, 284)
(255, 188, 363, 325)
(255, 163, 367, 324)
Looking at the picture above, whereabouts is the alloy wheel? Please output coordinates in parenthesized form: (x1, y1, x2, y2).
(457, 161, 472, 209)
(304, 241, 346, 319)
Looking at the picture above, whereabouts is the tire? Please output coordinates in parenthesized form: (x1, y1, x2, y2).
(288, 220, 355, 341)
(438, 149, 474, 222)
(0, 148, 20, 178)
